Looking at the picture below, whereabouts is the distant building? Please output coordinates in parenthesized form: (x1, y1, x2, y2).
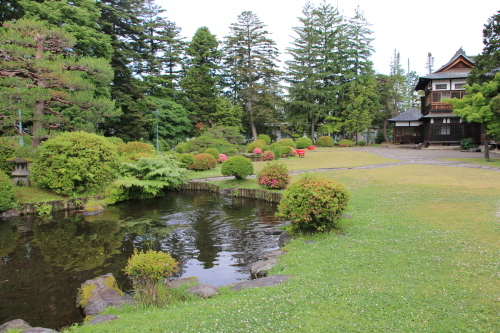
(389, 48, 482, 146)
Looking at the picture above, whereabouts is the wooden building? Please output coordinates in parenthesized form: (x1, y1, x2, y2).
(390, 48, 482, 146)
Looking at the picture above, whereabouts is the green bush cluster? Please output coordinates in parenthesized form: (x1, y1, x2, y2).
(246, 140, 266, 153)
(374, 131, 385, 144)
(281, 146, 292, 156)
(269, 143, 283, 159)
(295, 137, 313, 149)
(257, 161, 290, 189)
(276, 175, 350, 232)
(185, 136, 236, 155)
(338, 139, 354, 147)
(0, 170, 15, 211)
(204, 148, 220, 160)
(221, 155, 254, 179)
(178, 153, 195, 168)
(123, 249, 179, 305)
(175, 142, 187, 153)
(460, 138, 477, 150)
(359, 140, 367, 146)
(257, 134, 271, 145)
(31, 132, 119, 196)
(316, 136, 334, 147)
(278, 138, 296, 148)
(262, 151, 274, 161)
(191, 153, 217, 170)
(119, 142, 155, 159)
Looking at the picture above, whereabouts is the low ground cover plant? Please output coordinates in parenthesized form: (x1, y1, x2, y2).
(257, 161, 290, 189)
(221, 155, 254, 179)
(276, 174, 350, 232)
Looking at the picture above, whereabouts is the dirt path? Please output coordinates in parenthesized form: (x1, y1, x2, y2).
(190, 147, 500, 182)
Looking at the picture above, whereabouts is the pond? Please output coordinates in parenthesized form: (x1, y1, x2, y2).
(0, 191, 283, 329)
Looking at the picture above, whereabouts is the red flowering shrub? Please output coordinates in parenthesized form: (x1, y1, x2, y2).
(257, 161, 290, 189)
(191, 153, 217, 170)
(276, 175, 350, 232)
(262, 151, 274, 161)
(253, 147, 263, 154)
(218, 153, 228, 163)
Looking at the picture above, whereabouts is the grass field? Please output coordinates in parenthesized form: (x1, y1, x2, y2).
(66, 154, 500, 332)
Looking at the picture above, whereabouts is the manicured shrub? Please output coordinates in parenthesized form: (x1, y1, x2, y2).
(374, 131, 385, 144)
(217, 153, 228, 163)
(276, 175, 350, 232)
(123, 249, 179, 304)
(253, 147, 263, 154)
(185, 136, 235, 154)
(0, 170, 15, 211)
(257, 134, 271, 145)
(257, 161, 290, 189)
(269, 143, 283, 160)
(191, 153, 217, 170)
(281, 146, 292, 156)
(204, 148, 220, 160)
(31, 132, 119, 196)
(119, 142, 155, 156)
(358, 140, 367, 146)
(262, 151, 275, 161)
(246, 140, 266, 153)
(317, 136, 334, 147)
(278, 138, 296, 148)
(178, 153, 195, 168)
(175, 142, 187, 153)
(460, 137, 477, 150)
(221, 155, 254, 179)
(295, 137, 313, 149)
(338, 139, 354, 147)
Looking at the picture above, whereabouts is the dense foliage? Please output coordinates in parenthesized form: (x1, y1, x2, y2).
(257, 161, 290, 189)
(178, 153, 195, 168)
(276, 175, 350, 232)
(0, 170, 15, 211)
(221, 155, 254, 179)
(31, 132, 118, 196)
(316, 136, 334, 147)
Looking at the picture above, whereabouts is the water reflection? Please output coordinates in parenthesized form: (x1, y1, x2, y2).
(0, 191, 282, 329)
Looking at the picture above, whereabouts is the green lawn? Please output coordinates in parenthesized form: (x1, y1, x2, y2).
(441, 156, 500, 167)
(66, 162, 500, 332)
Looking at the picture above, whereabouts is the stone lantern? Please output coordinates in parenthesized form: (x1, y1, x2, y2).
(8, 157, 31, 186)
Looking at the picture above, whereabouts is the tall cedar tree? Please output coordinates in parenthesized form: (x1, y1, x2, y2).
(468, 10, 500, 85)
(223, 11, 282, 140)
(0, 19, 117, 146)
(180, 27, 222, 128)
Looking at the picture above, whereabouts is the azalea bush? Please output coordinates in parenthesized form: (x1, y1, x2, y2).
(276, 174, 350, 232)
(221, 155, 254, 179)
(253, 147, 263, 154)
(191, 153, 217, 170)
(246, 140, 266, 153)
(338, 139, 354, 147)
(204, 148, 220, 160)
(178, 153, 195, 168)
(278, 138, 296, 148)
(257, 161, 290, 190)
(262, 151, 275, 161)
(295, 137, 313, 149)
(317, 136, 334, 147)
(217, 153, 228, 163)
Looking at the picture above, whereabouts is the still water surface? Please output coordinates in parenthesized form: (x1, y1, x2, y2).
(0, 191, 282, 329)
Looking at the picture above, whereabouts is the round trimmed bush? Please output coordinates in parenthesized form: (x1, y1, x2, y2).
(295, 137, 313, 149)
(221, 155, 254, 179)
(191, 153, 217, 170)
(204, 148, 220, 159)
(276, 175, 350, 232)
(257, 161, 290, 189)
(338, 139, 354, 147)
(0, 170, 15, 211)
(278, 138, 296, 148)
(317, 136, 334, 147)
(246, 140, 266, 153)
(119, 142, 155, 156)
(178, 153, 195, 168)
(31, 132, 119, 196)
(281, 146, 292, 156)
(253, 147, 263, 154)
(262, 151, 274, 161)
(359, 140, 367, 146)
(257, 134, 271, 145)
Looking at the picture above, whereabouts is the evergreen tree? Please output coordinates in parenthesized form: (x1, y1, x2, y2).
(0, 19, 117, 146)
(180, 26, 222, 128)
(425, 52, 435, 74)
(223, 11, 282, 140)
(468, 10, 500, 84)
(0, 0, 23, 24)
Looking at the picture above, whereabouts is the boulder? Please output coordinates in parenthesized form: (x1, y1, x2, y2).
(76, 273, 133, 317)
(261, 249, 285, 260)
(277, 232, 292, 247)
(86, 314, 119, 325)
(230, 275, 294, 291)
(250, 258, 278, 279)
(187, 283, 219, 298)
(0, 319, 31, 333)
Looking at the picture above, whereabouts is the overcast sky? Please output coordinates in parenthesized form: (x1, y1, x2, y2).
(156, 0, 498, 76)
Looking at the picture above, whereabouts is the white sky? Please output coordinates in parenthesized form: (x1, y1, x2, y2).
(156, 0, 498, 76)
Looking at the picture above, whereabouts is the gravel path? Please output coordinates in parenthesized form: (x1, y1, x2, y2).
(190, 147, 500, 182)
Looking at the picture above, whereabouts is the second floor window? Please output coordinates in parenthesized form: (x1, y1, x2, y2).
(435, 84, 447, 89)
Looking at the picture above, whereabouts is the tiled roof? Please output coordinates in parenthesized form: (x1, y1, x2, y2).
(388, 108, 422, 122)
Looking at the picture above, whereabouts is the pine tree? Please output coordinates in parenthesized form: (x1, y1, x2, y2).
(425, 52, 435, 74)
(0, 19, 117, 146)
(223, 11, 282, 140)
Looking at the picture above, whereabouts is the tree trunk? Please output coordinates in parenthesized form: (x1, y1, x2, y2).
(311, 114, 315, 142)
(483, 134, 490, 160)
(248, 99, 257, 140)
(31, 100, 45, 147)
(383, 119, 389, 142)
